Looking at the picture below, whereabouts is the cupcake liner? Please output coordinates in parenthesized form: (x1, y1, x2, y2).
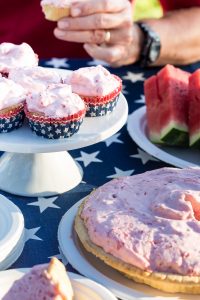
(86, 94, 120, 117)
(25, 107, 85, 139)
(0, 104, 25, 133)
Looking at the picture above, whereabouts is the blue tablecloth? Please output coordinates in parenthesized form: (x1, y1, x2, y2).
(2, 58, 200, 274)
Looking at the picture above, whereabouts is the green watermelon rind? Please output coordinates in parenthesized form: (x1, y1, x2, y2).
(160, 121, 189, 147)
(190, 132, 200, 148)
(148, 132, 163, 144)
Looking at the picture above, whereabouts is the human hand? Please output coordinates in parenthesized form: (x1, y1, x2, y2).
(54, 0, 138, 66)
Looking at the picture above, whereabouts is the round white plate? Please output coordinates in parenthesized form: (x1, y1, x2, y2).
(127, 106, 200, 168)
(0, 268, 117, 300)
(58, 199, 199, 300)
(0, 194, 24, 269)
(0, 68, 128, 153)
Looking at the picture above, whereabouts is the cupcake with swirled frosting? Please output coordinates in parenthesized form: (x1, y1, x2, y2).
(0, 42, 38, 77)
(64, 65, 122, 117)
(0, 76, 27, 133)
(9, 66, 62, 93)
(25, 83, 86, 139)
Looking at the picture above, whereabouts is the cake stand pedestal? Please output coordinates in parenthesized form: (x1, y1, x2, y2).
(0, 94, 128, 197)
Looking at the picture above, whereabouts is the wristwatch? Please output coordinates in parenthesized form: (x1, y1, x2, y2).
(136, 22, 161, 67)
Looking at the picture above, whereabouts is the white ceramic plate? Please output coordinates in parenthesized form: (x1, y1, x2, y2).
(58, 199, 200, 300)
(0, 268, 117, 300)
(0, 194, 24, 270)
(127, 106, 200, 168)
(0, 68, 128, 153)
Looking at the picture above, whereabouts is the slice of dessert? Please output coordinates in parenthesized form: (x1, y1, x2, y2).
(3, 257, 74, 300)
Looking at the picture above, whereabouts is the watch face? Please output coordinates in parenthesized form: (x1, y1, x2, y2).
(149, 40, 161, 62)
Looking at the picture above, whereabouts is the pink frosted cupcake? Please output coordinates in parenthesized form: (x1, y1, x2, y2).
(0, 42, 38, 77)
(25, 83, 86, 139)
(3, 257, 74, 300)
(65, 65, 122, 117)
(9, 66, 62, 93)
(41, 0, 70, 21)
(0, 77, 27, 133)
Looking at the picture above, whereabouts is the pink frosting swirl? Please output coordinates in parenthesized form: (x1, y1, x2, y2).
(64, 65, 120, 97)
(41, 0, 71, 7)
(0, 43, 38, 73)
(81, 167, 200, 276)
(9, 66, 62, 93)
(26, 83, 85, 117)
(0, 77, 27, 110)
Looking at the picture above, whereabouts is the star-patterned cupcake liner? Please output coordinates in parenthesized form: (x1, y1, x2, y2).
(80, 75, 122, 117)
(25, 108, 86, 139)
(0, 103, 25, 133)
(86, 94, 120, 117)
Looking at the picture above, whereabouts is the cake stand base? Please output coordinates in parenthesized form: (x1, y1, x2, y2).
(0, 151, 83, 197)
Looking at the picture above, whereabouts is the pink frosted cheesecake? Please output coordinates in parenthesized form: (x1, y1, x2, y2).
(41, 0, 70, 21)
(9, 66, 62, 93)
(25, 83, 86, 139)
(65, 65, 122, 117)
(0, 42, 38, 76)
(0, 76, 27, 133)
(3, 257, 74, 300)
(75, 167, 200, 294)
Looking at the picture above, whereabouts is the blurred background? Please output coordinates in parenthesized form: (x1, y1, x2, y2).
(134, 0, 163, 20)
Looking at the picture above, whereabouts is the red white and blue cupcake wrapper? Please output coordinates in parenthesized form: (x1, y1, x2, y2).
(86, 94, 120, 117)
(0, 103, 25, 133)
(25, 107, 86, 139)
(80, 75, 122, 117)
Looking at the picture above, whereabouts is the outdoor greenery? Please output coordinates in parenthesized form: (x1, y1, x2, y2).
(134, 0, 163, 20)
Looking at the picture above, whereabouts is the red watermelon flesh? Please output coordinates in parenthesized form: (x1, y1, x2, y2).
(189, 69, 200, 147)
(144, 75, 162, 143)
(145, 64, 190, 146)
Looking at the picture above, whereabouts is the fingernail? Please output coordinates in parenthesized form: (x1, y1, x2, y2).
(55, 29, 66, 37)
(58, 21, 69, 29)
(71, 8, 81, 17)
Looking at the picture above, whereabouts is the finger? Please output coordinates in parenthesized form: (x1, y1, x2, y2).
(70, 0, 130, 17)
(54, 27, 133, 45)
(58, 10, 132, 31)
(83, 43, 126, 64)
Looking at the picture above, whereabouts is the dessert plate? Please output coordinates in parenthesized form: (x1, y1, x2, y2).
(0, 194, 24, 270)
(0, 269, 117, 300)
(127, 106, 200, 168)
(58, 199, 199, 300)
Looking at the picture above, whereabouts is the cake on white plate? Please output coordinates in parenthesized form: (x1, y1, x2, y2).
(75, 167, 200, 294)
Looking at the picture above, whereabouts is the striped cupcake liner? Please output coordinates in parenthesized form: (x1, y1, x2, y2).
(86, 94, 119, 117)
(0, 104, 25, 133)
(25, 108, 86, 139)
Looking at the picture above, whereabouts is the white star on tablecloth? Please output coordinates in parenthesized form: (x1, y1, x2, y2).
(122, 84, 129, 95)
(107, 167, 134, 178)
(28, 196, 60, 213)
(122, 72, 145, 83)
(135, 94, 145, 104)
(131, 148, 158, 165)
(25, 227, 42, 242)
(44, 58, 70, 68)
(76, 151, 102, 167)
(104, 133, 123, 147)
(87, 59, 110, 67)
(49, 246, 68, 266)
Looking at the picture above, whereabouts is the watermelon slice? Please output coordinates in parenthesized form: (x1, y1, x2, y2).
(144, 64, 190, 147)
(189, 69, 200, 148)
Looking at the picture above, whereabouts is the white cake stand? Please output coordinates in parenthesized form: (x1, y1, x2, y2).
(0, 86, 128, 197)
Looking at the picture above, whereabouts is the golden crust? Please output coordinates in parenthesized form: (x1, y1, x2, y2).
(74, 199, 200, 294)
(42, 4, 70, 21)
